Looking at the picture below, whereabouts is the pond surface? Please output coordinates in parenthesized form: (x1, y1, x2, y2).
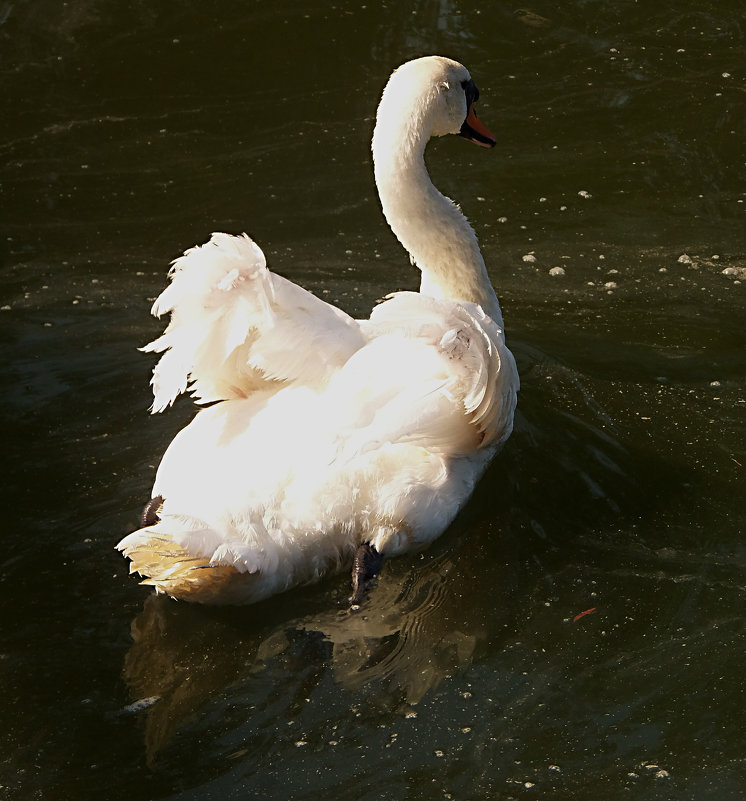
(2, 1, 745, 799)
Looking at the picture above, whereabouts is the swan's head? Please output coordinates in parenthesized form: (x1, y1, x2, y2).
(374, 56, 496, 158)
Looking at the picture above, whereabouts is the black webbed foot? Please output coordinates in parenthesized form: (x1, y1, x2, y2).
(349, 542, 384, 607)
(141, 495, 164, 527)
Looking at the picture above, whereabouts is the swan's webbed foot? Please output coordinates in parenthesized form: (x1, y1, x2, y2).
(141, 495, 164, 527)
(349, 542, 384, 607)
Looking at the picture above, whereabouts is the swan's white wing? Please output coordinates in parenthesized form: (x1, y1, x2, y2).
(142, 233, 366, 412)
(362, 292, 518, 453)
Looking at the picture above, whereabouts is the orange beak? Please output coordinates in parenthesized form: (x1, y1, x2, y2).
(460, 104, 496, 148)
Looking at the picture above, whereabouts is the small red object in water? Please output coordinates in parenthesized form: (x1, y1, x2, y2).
(573, 607, 597, 622)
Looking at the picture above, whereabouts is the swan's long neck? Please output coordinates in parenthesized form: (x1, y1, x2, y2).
(372, 108, 503, 325)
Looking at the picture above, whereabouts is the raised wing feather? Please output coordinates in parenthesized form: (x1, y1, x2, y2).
(142, 233, 366, 412)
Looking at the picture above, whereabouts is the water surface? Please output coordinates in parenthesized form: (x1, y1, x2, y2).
(2, 1, 745, 799)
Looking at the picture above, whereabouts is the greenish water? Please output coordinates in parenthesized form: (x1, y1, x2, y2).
(2, 2, 745, 799)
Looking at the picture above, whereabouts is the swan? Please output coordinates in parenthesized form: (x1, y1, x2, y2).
(117, 56, 519, 605)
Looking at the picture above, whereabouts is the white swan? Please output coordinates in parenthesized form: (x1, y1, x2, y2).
(117, 56, 519, 605)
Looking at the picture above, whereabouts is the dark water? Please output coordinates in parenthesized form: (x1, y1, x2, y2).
(2, 1, 745, 798)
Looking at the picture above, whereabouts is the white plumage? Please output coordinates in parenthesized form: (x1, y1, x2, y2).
(117, 56, 519, 604)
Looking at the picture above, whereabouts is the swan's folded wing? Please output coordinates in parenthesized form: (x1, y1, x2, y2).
(364, 292, 519, 452)
(142, 233, 366, 412)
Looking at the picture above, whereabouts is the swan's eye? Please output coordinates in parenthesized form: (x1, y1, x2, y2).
(461, 79, 480, 108)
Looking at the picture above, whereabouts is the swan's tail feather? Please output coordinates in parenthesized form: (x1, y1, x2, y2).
(118, 532, 243, 604)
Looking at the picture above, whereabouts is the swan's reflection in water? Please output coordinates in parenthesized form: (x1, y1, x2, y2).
(299, 554, 484, 700)
(122, 537, 512, 765)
